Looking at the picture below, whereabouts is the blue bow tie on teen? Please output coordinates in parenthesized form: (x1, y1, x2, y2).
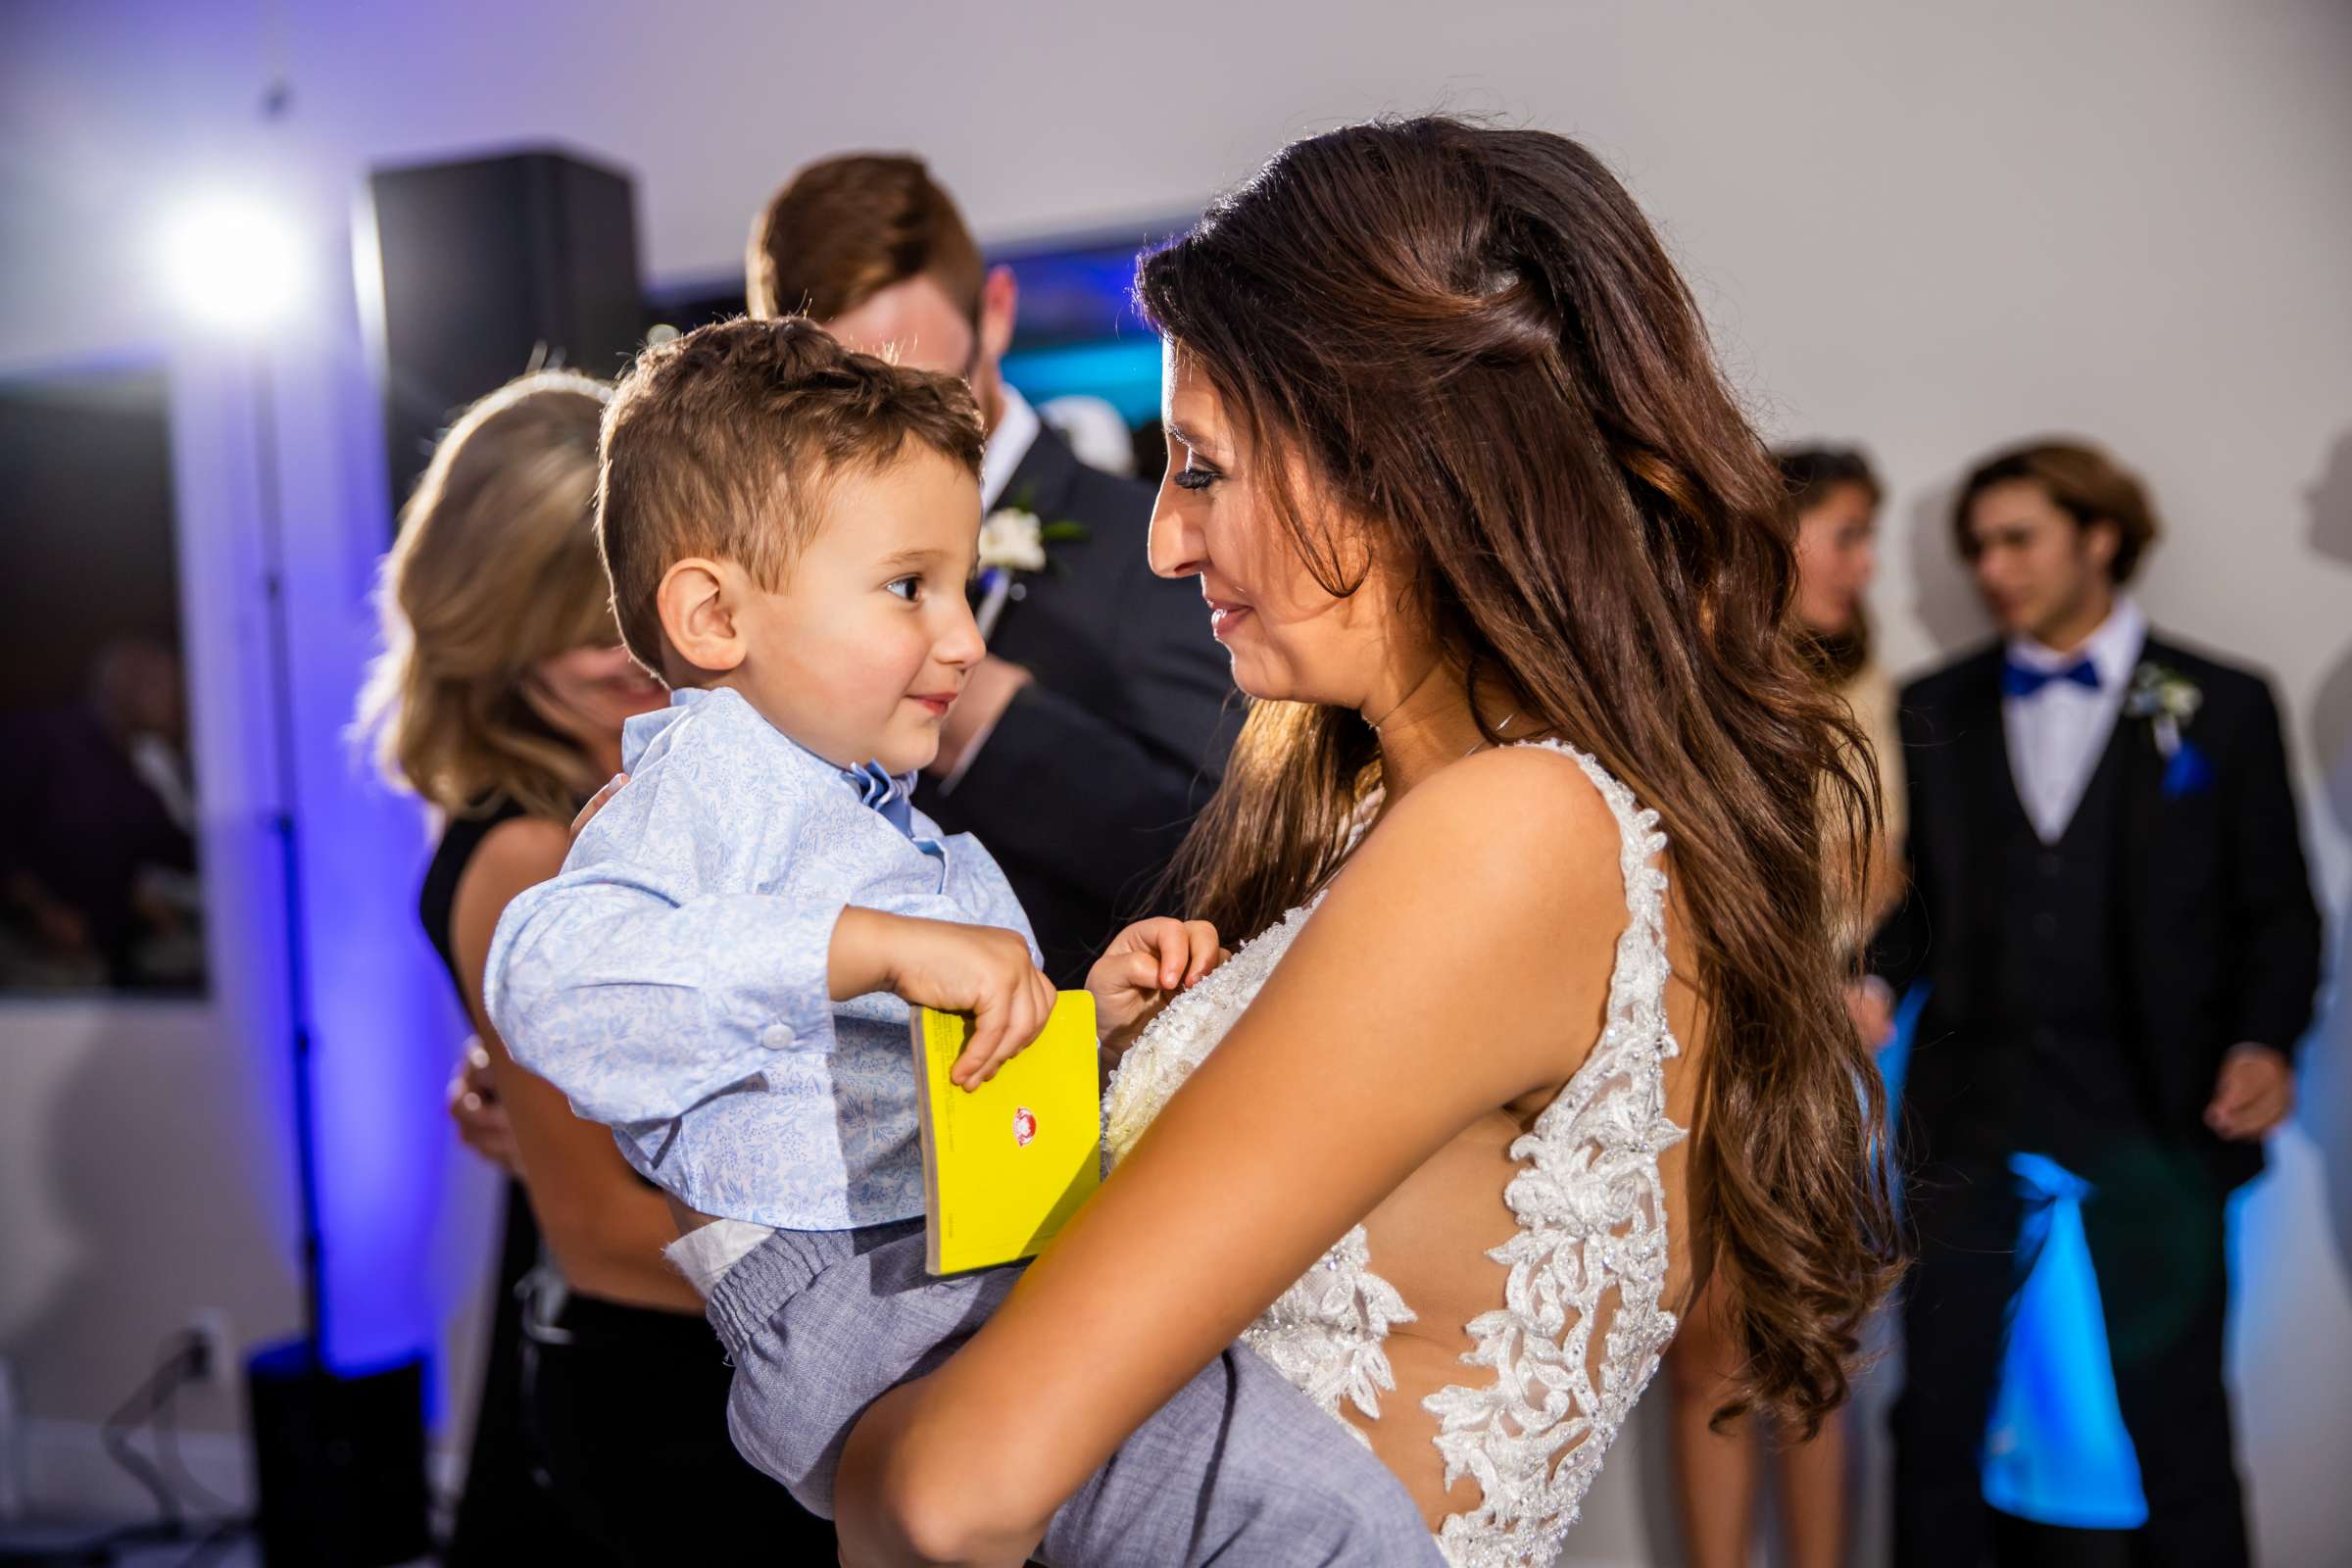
(2001, 658, 2101, 700)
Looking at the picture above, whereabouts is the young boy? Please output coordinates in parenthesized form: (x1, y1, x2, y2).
(486, 318, 1437, 1565)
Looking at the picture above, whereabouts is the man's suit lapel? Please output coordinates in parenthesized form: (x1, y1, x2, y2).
(981, 422, 1084, 642)
(1956, 653, 2027, 834)
(2110, 634, 2168, 972)
(1950, 655, 2020, 959)
(997, 421, 1082, 525)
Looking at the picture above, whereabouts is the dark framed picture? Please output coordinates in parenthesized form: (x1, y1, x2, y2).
(0, 364, 205, 996)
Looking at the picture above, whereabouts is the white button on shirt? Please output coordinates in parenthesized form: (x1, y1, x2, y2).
(2001, 596, 2148, 844)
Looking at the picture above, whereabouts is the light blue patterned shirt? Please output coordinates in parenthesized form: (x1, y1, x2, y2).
(485, 686, 1037, 1230)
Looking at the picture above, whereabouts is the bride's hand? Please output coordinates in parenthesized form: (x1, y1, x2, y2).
(569, 773, 627, 842)
(1087, 917, 1227, 1056)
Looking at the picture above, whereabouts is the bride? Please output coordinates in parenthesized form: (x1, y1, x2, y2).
(835, 115, 1898, 1566)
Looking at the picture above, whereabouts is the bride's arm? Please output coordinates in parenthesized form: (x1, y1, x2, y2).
(835, 747, 1630, 1566)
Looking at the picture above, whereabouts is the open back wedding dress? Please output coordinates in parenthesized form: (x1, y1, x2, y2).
(1103, 741, 1686, 1568)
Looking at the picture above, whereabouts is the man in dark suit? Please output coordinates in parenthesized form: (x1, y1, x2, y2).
(1874, 440, 2322, 1567)
(748, 154, 1235, 983)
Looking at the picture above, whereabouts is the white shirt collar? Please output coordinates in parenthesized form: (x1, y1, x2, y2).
(979, 382, 1040, 512)
(2005, 593, 2147, 689)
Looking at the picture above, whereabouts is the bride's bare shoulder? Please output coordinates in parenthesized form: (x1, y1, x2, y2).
(1280, 743, 1634, 1100)
(1369, 742, 1621, 856)
(1343, 743, 1628, 939)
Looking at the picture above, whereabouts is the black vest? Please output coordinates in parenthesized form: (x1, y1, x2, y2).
(1979, 722, 2148, 1151)
(1990, 737, 2125, 1038)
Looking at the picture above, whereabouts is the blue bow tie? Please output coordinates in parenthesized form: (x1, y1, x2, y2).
(2001, 657, 2101, 700)
(845, 760, 920, 837)
(846, 760, 948, 887)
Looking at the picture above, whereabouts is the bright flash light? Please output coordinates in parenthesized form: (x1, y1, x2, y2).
(164, 196, 307, 331)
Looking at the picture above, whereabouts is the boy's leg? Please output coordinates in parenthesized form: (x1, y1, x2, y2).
(706, 1220, 957, 1511)
(707, 1224, 1442, 1567)
(1039, 1340, 1443, 1567)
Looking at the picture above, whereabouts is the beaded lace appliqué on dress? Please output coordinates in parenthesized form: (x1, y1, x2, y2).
(1102, 742, 1684, 1568)
(1102, 904, 1420, 1440)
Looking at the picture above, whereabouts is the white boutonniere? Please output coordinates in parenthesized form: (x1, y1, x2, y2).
(2125, 661, 2202, 759)
(972, 497, 1089, 639)
(978, 507, 1050, 573)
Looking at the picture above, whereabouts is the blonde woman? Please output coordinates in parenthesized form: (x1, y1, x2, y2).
(1664, 444, 1903, 1568)
(357, 370, 834, 1563)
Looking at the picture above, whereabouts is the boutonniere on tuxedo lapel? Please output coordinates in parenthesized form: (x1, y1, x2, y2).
(974, 496, 1089, 638)
(2126, 661, 2213, 797)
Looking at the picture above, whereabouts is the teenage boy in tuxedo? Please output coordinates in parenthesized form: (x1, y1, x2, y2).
(1875, 439, 2322, 1568)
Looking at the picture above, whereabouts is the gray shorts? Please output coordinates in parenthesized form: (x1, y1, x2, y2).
(706, 1222, 1443, 1567)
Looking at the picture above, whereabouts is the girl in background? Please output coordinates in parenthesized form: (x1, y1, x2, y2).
(1665, 443, 1903, 1568)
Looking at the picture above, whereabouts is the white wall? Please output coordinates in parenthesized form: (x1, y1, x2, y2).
(3, 0, 2346, 1559)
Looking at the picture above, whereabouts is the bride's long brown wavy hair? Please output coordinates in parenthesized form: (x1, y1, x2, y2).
(1139, 116, 1901, 1433)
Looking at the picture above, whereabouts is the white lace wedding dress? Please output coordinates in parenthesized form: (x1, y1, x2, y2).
(1102, 741, 1686, 1568)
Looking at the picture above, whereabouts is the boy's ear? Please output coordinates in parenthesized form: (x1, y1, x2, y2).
(656, 558, 747, 674)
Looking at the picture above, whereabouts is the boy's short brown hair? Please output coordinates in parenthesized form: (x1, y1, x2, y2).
(1953, 438, 2163, 585)
(597, 316, 985, 674)
(747, 153, 984, 326)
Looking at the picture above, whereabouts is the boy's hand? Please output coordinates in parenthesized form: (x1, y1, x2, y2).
(865, 913, 1056, 1091)
(1088, 917, 1227, 1058)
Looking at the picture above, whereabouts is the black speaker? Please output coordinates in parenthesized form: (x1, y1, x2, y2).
(244, 1343, 430, 1566)
(363, 148, 644, 526)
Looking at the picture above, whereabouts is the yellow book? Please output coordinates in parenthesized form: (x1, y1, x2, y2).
(909, 992, 1103, 1275)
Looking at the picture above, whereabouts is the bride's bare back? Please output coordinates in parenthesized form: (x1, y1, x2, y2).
(1101, 742, 1707, 1561)
(1349, 902, 1704, 1534)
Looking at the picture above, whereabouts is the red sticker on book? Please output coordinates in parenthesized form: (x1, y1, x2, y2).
(1012, 1106, 1037, 1148)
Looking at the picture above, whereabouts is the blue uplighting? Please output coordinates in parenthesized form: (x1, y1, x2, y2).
(292, 607, 453, 1382)
(243, 342, 457, 1389)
